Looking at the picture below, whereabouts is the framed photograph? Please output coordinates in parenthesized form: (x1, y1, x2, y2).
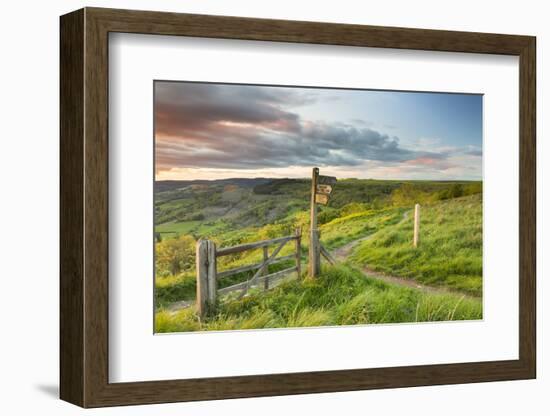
(60, 7, 536, 408)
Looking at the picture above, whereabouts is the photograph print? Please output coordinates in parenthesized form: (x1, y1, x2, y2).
(153, 81, 483, 333)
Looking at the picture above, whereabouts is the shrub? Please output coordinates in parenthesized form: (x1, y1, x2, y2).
(391, 183, 432, 206)
(155, 234, 196, 276)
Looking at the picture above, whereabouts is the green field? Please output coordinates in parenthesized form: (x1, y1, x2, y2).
(154, 178, 483, 332)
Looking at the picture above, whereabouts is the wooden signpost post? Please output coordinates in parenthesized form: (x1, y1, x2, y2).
(308, 168, 320, 278)
(308, 167, 336, 278)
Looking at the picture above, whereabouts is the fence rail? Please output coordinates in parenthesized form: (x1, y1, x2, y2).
(216, 235, 296, 257)
(218, 266, 298, 295)
(216, 254, 296, 279)
(196, 228, 302, 317)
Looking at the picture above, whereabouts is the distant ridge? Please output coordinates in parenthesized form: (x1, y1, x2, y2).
(155, 178, 275, 193)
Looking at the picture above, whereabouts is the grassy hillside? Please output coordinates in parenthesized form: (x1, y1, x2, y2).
(154, 178, 480, 239)
(153, 178, 483, 331)
(350, 194, 482, 295)
(319, 207, 406, 250)
(156, 265, 482, 333)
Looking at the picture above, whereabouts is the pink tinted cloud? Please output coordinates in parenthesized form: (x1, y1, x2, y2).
(405, 157, 442, 166)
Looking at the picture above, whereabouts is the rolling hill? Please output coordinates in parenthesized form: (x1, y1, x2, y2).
(153, 178, 483, 332)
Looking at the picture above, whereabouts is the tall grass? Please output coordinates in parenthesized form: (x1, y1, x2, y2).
(155, 265, 482, 333)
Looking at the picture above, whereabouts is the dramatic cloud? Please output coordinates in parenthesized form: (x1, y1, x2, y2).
(463, 146, 483, 157)
(155, 82, 308, 136)
(154, 82, 453, 176)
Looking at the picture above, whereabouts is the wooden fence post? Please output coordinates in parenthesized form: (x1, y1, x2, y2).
(308, 167, 321, 278)
(207, 241, 217, 304)
(295, 227, 302, 279)
(196, 240, 208, 318)
(262, 246, 269, 290)
(196, 239, 217, 318)
(413, 204, 420, 248)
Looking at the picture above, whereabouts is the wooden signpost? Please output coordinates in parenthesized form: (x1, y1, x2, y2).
(308, 168, 336, 278)
(317, 175, 337, 186)
(316, 184, 333, 194)
(315, 193, 329, 205)
(308, 168, 320, 278)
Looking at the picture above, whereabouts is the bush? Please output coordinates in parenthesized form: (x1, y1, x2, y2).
(391, 183, 432, 206)
(155, 234, 196, 276)
(463, 182, 482, 196)
(317, 208, 340, 225)
(436, 184, 464, 200)
(339, 202, 370, 217)
(257, 222, 292, 239)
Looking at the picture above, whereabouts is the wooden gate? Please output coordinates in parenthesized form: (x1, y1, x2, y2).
(196, 228, 302, 317)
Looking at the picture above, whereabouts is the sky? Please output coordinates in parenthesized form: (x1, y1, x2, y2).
(154, 81, 482, 181)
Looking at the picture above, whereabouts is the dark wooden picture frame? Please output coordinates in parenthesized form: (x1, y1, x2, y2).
(60, 7, 536, 408)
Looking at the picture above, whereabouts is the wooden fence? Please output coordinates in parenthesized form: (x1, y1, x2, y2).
(196, 228, 302, 317)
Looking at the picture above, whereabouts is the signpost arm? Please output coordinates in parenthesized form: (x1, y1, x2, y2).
(308, 167, 320, 278)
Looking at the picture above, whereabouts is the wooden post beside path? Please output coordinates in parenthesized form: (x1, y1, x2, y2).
(413, 203, 420, 248)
